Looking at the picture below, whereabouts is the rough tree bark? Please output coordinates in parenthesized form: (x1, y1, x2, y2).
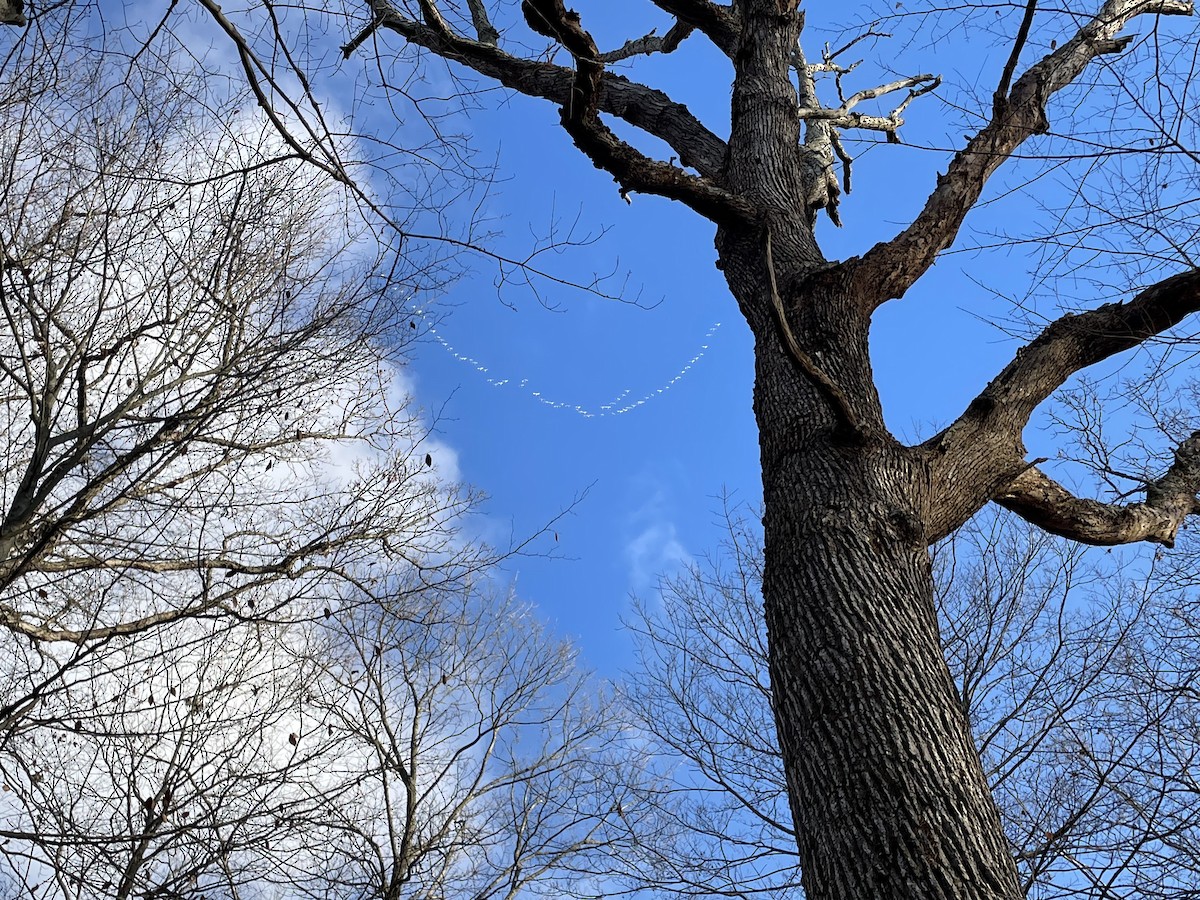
(0, 1, 23, 27)
(311, 1, 1200, 898)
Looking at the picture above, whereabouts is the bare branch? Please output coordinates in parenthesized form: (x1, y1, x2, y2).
(796, 73, 941, 136)
(367, 0, 730, 182)
(341, 12, 382, 58)
(922, 267, 1200, 541)
(0, 603, 210, 645)
(600, 20, 695, 63)
(847, 0, 1195, 308)
(648, 0, 739, 57)
(822, 27, 890, 67)
(196, 0, 349, 187)
(465, 0, 500, 45)
(995, 436, 1200, 546)
(958, 269, 1200, 438)
(792, 14, 939, 225)
(518, 0, 753, 223)
(993, 0, 1039, 119)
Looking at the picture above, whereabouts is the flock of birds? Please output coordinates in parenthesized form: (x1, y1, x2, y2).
(417, 314, 724, 418)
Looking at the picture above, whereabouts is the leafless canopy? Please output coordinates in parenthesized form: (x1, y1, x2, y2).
(9, 2, 1200, 899)
(0, 13, 632, 900)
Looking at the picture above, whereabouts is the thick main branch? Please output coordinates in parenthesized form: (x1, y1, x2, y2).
(366, 0, 731, 184)
(995, 442, 1200, 546)
(922, 267, 1200, 541)
(844, 0, 1194, 308)
(519, 0, 752, 222)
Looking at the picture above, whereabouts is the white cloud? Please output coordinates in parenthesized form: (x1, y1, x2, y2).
(623, 484, 691, 593)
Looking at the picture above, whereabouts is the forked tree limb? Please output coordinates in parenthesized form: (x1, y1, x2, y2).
(796, 73, 941, 135)
(994, 437, 1200, 546)
(519, 0, 754, 223)
(600, 21, 695, 62)
(648, 0, 739, 57)
(844, 0, 1194, 308)
(363, 0, 729, 181)
(993, 0, 1039, 118)
(791, 10, 940, 226)
(921, 267, 1200, 541)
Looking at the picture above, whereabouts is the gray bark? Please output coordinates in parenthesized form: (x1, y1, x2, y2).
(745, 279, 1023, 899)
(717, 206, 1023, 897)
(0, 1, 23, 26)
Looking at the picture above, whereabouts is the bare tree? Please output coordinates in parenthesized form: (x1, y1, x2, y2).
(620, 505, 798, 900)
(0, 576, 634, 900)
(0, 617, 318, 899)
(624, 505, 1200, 900)
(274, 585, 629, 900)
(0, 15, 480, 655)
(10, 0, 1200, 896)
(0, 16, 635, 900)
(152, 0, 1200, 895)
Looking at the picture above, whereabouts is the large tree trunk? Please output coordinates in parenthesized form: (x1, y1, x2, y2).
(737, 254, 1025, 899)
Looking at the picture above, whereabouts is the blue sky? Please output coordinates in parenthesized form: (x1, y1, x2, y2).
(156, 0, 1189, 678)
(391, 2, 1049, 673)
(84, 2, 1193, 679)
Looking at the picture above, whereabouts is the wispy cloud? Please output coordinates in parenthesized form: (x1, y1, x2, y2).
(623, 480, 691, 593)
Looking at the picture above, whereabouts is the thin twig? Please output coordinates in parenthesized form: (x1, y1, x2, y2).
(994, 0, 1038, 116)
